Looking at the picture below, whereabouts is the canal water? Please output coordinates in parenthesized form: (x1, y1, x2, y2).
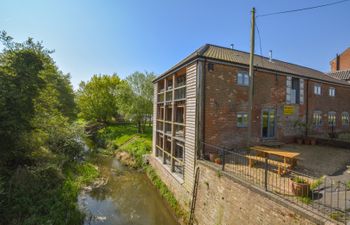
(78, 154, 179, 225)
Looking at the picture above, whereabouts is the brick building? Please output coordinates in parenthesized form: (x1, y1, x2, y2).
(151, 44, 350, 191)
(328, 47, 350, 83)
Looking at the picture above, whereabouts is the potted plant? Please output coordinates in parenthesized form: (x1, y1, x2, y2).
(214, 157, 222, 165)
(309, 137, 317, 145)
(294, 120, 313, 144)
(293, 120, 307, 144)
(304, 138, 311, 145)
(291, 177, 310, 197)
(209, 152, 219, 162)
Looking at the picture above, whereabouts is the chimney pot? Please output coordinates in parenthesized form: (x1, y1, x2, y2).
(269, 50, 273, 62)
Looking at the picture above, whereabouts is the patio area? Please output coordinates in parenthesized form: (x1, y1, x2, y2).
(203, 142, 350, 224)
(279, 144, 350, 178)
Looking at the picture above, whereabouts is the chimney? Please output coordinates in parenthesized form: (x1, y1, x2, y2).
(230, 44, 234, 50)
(336, 54, 340, 71)
(269, 50, 273, 62)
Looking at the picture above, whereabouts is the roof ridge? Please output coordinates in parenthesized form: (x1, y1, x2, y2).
(205, 44, 325, 75)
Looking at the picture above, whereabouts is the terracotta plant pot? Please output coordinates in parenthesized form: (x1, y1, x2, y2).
(296, 138, 303, 145)
(304, 138, 311, 145)
(291, 179, 310, 197)
(214, 158, 222, 165)
(209, 152, 218, 162)
(310, 138, 317, 145)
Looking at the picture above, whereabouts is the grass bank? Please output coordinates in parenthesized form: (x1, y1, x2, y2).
(97, 123, 188, 223)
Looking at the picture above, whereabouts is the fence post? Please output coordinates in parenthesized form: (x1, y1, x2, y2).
(222, 148, 226, 171)
(264, 157, 268, 191)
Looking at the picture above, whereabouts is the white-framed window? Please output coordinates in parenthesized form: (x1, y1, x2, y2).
(313, 111, 322, 127)
(237, 72, 249, 86)
(329, 87, 336, 96)
(328, 111, 336, 127)
(237, 112, 248, 127)
(314, 84, 321, 95)
(342, 112, 349, 126)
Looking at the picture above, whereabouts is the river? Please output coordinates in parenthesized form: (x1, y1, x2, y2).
(78, 154, 179, 225)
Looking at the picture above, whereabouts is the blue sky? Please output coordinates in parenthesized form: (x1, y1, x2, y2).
(1, 0, 350, 88)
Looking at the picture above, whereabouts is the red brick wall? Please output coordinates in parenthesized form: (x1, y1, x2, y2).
(330, 48, 350, 72)
(307, 80, 350, 134)
(203, 62, 350, 150)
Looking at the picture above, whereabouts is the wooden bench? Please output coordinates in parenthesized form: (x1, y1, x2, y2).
(246, 155, 291, 175)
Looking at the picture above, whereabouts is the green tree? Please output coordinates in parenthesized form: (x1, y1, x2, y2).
(123, 71, 156, 133)
(76, 74, 125, 123)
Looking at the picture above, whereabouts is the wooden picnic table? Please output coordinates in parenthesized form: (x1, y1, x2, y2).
(250, 145, 300, 168)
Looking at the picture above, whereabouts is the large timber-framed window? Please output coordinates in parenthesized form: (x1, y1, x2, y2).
(237, 112, 248, 128)
(286, 76, 304, 104)
(328, 111, 337, 127)
(237, 71, 249, 86)
(342, 112, 349, 127)
(313, 111, 322, 127)
(155, 72, 186, 180)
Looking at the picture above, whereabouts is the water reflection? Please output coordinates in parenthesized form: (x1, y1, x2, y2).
(79, 155, 178, 225)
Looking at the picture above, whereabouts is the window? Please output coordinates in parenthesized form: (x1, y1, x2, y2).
(291, 77, 300, 104)
(237, 112, 248, 127)
(328, 112, 336, 127)
(313, 111, 322, 127)
(237, 72, 249, 86)
(314, 84, 321, 95)
(342, 112, 349, 126)
(329, 87, 336, 97)
(208, 63, 214, 71)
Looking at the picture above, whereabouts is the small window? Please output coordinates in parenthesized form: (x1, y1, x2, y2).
(237, 72, 249, 86)
(328, 112, 336, 127)
(342, 112, 349, 126)
(313, 111, 322, 127)
(329, 87, 336, 97)
(208, 63, 214, 71)
(237, 112, 248, 127)
(314, 84, 321, 95)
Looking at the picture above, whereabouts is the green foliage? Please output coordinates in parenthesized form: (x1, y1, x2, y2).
(122, 72, 156, 133)
(146, 166, 188, 223)
(297, 196, 312, 204)
(310, 177, 324, 190)
(119, 138, 151, 168)
(292, 177, 308, 184)
(76, 74, 125, 123)
(1, 164, 97, 225)
(0, 31, 88, 225)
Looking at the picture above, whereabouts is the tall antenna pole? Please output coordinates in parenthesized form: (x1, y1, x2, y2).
(247, 7, 255, 147)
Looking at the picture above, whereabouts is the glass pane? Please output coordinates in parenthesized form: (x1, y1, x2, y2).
(269, 111, 275, 137)
(262, 111, 268, 138)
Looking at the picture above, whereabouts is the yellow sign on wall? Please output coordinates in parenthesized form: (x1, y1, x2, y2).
(284, 105, 294, 115)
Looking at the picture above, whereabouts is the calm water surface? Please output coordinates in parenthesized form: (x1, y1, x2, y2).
(78, 155, 179, 225)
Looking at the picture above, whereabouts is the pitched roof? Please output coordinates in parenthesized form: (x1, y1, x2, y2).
(327, 70, 350, 81)
(155, 44, 350, 86)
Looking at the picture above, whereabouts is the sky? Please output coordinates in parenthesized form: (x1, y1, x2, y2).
(1, 0, 350, 88)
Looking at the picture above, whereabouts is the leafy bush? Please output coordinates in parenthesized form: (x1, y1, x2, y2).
(292, 177, 308, 184)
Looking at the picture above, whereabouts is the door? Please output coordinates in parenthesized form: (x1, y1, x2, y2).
(262, 109, 276, 138)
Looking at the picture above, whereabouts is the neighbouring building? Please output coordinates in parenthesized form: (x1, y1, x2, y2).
(150, 44, 350, 224)
(328, 47, 350, 83)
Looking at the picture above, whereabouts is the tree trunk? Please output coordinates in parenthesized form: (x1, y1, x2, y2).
(137, 121, 141, 133)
